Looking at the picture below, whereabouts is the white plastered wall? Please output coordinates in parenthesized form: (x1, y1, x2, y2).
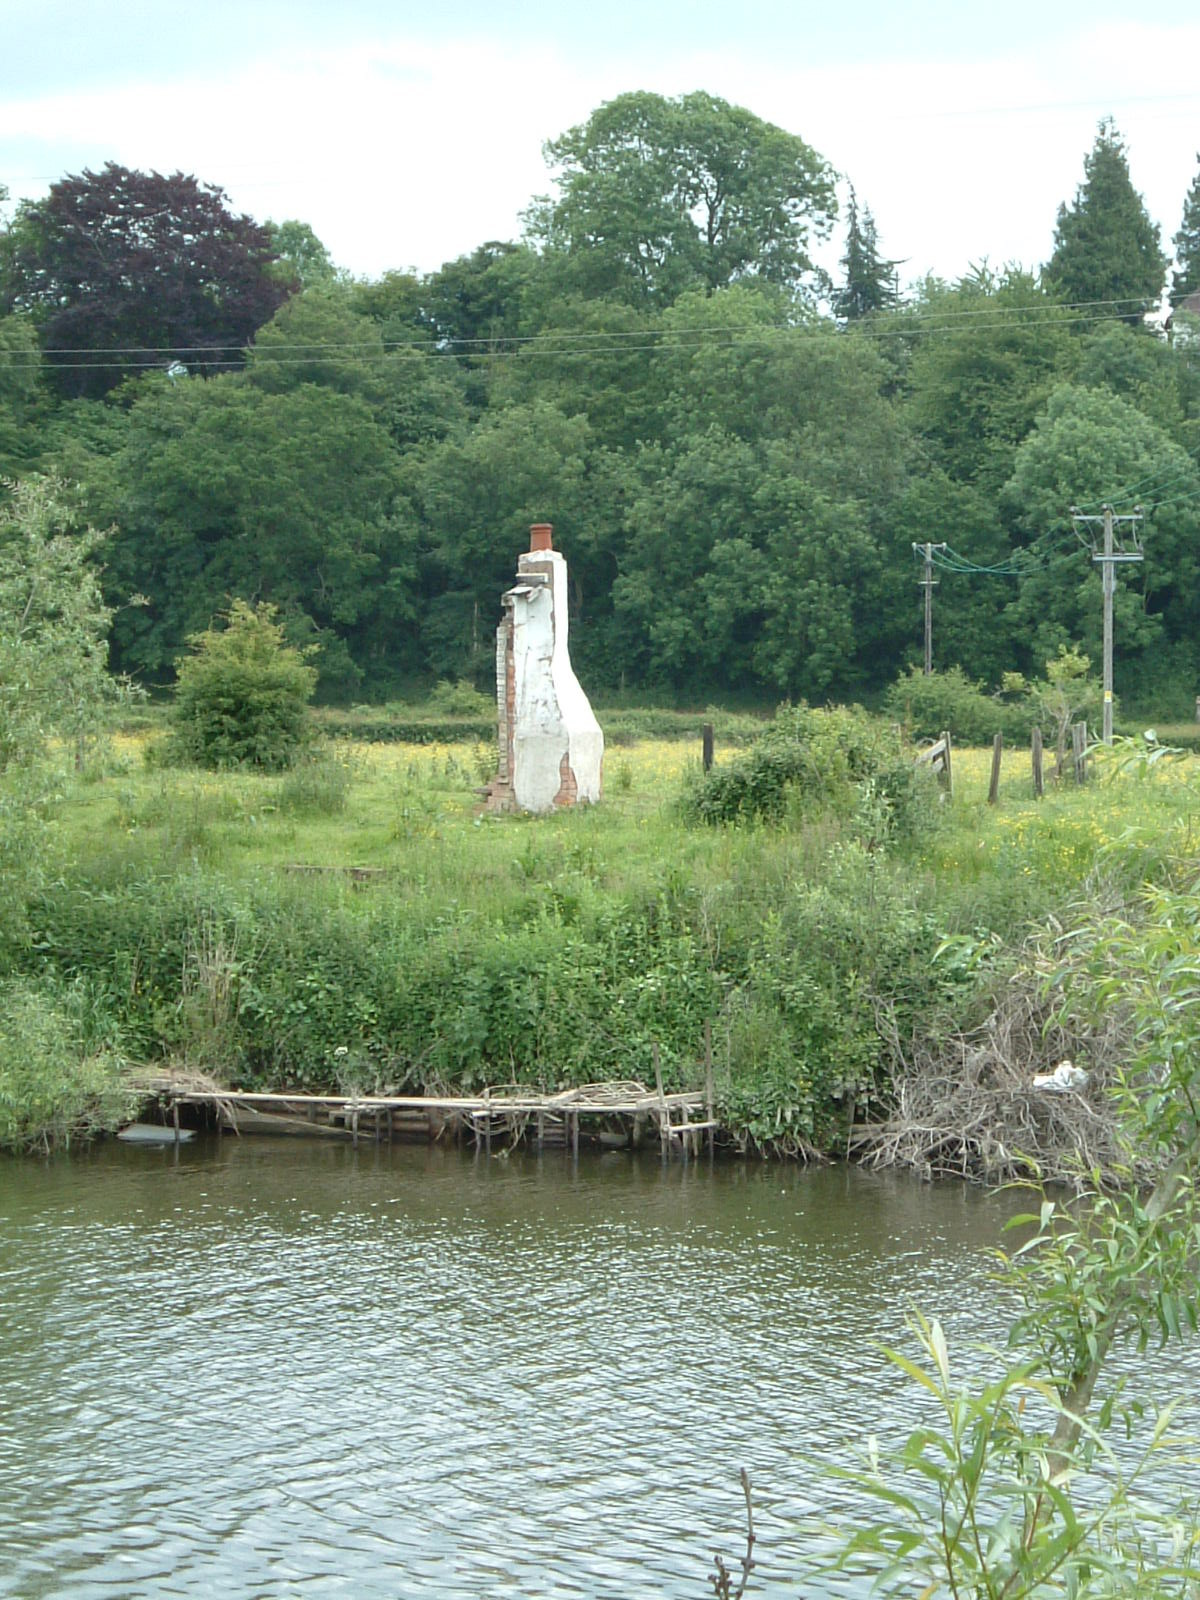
(509, 549, 603, 813)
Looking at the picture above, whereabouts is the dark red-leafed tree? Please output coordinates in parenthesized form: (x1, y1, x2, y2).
(0, 163, 293, 397)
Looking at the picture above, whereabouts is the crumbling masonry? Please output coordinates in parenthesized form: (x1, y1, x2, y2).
(485, 523, 603, 814)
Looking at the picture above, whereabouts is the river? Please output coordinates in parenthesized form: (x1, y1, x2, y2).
(1, 1138, 1194, 1597)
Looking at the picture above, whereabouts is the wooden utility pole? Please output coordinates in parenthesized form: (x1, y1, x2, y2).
(1070, 505, 1143, 745)
(1100, 505, 1122, 746)
(913, 543, 947, 675)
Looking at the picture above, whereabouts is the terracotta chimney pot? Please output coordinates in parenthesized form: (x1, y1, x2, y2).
(530, 523, 553, 552)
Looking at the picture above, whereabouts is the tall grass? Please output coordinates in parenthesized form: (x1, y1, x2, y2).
(0, 978, 136, 1153)
(6, 726, 1199, 1153)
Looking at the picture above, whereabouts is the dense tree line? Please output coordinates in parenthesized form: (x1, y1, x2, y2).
(2, 105, 1200, 710)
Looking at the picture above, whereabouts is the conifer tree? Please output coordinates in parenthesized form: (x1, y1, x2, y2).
(834, 186, 897, 320)
(1171, 153, 1200, 307)
(1046, 119, 1166, 323)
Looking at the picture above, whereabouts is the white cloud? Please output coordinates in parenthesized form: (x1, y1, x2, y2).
(2, 24, 1198, 284)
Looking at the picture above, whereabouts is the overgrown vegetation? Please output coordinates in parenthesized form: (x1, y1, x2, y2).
(0, 976, 135, 1153)
(0, 475, 134, 950)
(885, 664, 1033, 745)
(5, 708, 1198, 1159)
(313, 700, 768, 747)
(681, 702, 932, 837)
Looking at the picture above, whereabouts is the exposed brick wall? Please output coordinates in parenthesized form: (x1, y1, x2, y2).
(485, 605, 517, 812)
(552, 752, 579, 807)
(494, 618, 508, 781)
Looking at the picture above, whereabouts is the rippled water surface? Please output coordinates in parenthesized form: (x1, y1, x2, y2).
(0, 1138, 1190, 1598)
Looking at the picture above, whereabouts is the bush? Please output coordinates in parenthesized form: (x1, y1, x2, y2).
(717, 850, 946, 1149)
(314, 714, 496, 745)
(167, 601, 318, 771)
(682, 703, 931, 838)
(423, 679, 493, 718)
(0, 977, 135, 1152)
(885, 665, 1032, 746)
(21, 868, 721, 1096)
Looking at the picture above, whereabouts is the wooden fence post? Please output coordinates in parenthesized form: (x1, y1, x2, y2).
(702, 723, 714, 773)
(1071, 721, 1088, 785)
(1031, 726, 1044, 799)
(941, 731, 953, 798)
(704, 1019, 715, 1159)
(987, 732, 1003, 805)
(653, 1041, 668, 1159)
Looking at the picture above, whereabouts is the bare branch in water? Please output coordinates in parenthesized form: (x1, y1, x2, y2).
(709, 1468, 756, 1599)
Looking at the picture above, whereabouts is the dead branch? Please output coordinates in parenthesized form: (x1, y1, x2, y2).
(709, 1468, 757, 1599)
(857, 966, 1145, 1190)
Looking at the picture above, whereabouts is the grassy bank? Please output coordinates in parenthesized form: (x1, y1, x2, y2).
(4, 725, 1198, 1156)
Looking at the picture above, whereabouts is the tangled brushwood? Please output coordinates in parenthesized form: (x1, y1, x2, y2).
(858, 930, 1144, 1190)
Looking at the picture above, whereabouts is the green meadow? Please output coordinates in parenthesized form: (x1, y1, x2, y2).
(5, 721, 1196, 1156)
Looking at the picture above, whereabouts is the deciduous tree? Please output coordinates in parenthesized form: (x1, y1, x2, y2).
(903, 270, 1076, 497)
(0, 475, 125, 771)
(407, 399, 612, 682)
(245, 285, 467, 448)
(265, 218, 336, 288)
(422, 241, 544, 348)
(1002, 384, 1200, 685)
(99, 376, 404, 693)
(528, 91, 835, 305)
(0, 476, 133, 940)
(1, 163, 292, 398)
(0, 314, 44, 475)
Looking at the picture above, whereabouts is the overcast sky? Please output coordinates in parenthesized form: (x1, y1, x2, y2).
(3, 1, 1199, 291)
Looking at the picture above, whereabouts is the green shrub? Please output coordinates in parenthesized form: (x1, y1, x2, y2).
(885, 665, 1032, 745)
(0, 978, 135, 1152)
(682, 703, 931, 837)
(311, 707, 493, 743)
(424, 679, 493, 717)
(167, 600, 318, 771)
(598, 706, 768, 746)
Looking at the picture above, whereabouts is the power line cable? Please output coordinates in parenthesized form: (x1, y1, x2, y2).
(24, 293, 1161, 357)
(0, 307, 1167, 374)
(1140, 481, 1200, 514)
(924, 525, 1088, 578)
(1075, 463, 1196, 511)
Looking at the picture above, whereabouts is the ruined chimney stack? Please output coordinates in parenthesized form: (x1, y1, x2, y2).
(486, 522, 603, 813)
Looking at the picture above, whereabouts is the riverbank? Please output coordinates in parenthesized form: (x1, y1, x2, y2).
(4, 727, 1197, 1165)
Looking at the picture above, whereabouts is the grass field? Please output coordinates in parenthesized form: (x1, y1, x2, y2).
(62, 730, 1198, 894)
(7, 722, 1198, 1153)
